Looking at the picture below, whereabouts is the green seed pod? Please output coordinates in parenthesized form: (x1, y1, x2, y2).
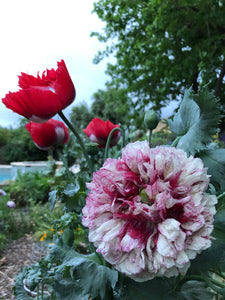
(85, 143, 99, 156)
(144, 109, 160, 130)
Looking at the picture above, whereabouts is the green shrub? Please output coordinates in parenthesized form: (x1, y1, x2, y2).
(6, 171, 51, 207)
(0, 193, 64, 254)
(2, 125, 48, 163)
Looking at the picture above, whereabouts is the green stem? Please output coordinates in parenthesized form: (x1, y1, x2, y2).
(58, 111, 93, 173)
(41, 281, 44, 300)
(56, 148, 75, 184)
(104, 127, 126, 160)
(217, 192, 225, 200)
(148, 129, 152, 145)
(179, 275, 205, 285)
(170, 136, 181, 147)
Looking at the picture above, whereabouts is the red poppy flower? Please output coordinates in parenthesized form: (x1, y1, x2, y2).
(25, 119, 69, 150)
(83, 118, 121, 148)
(2, 60, 75, 123)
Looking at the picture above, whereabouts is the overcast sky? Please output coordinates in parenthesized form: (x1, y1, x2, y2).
(0, 0, 110, 128)
(0, 0, 177, 128)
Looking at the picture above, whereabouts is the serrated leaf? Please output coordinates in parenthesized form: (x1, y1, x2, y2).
(71, 259, 118, 299)
(50, 243, 118, 299)
(167, 87, 220, 155)
(197, 148, 225, 193)
(53, 276, 86, 300)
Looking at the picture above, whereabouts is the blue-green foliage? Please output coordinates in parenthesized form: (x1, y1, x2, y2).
(167, 87, 221, 155)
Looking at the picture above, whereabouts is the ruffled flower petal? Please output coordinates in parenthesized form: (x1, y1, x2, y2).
(2, 60, 75, 122)
(82, 141, 217, 281)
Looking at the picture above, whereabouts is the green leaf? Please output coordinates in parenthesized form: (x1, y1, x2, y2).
(71, 259, 118, 299)
(50, 243, 118, 299)
(49, 190, 57, 212)
(54, 212, 75, 229)
(121, 277, 174, 300)
(62, 228, 75, 247)
(122, 276, 214, 300)
(167, 87, 220, 155)
(63, 182, 80, 197)
(213, 210, 225, 243)
(53, 276, 86, 300)
(13, 267, 35, 300)
(197, 148, 225, 193)
(174, 281, 214, 300)
(61, 180, 87, 213)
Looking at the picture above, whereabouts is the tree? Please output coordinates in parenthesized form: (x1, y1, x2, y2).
(92, 0, 225, 115)
(2, 125, 48, 163)
(69, 102, 94, 132)
(91, 83, 133, 128)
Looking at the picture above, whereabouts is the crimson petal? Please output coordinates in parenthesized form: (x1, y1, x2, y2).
(2, 89, 64, 122)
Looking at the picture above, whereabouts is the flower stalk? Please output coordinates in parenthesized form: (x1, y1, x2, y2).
(56, 148, 75, 184)
(104, 127, 125, 160)
(148, 129, 152, 145)
(58, 111, 94, 173)
(170, 136, 181, 147)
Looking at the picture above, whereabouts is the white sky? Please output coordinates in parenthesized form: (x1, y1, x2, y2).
(0, 0, 109, 128)
(0, 0, 176, 128)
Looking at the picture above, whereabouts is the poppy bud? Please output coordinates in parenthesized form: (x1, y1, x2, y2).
(144, 110, 160, 130)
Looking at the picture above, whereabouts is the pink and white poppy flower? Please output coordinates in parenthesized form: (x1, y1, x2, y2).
(82, 141, 217, 281)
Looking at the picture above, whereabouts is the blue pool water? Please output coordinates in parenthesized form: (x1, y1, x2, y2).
(0, 168, 12, 183)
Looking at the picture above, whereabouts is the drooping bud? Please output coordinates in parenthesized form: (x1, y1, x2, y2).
(144, 109, 160, 130)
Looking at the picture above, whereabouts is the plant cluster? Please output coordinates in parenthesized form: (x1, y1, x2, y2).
(0, 190, 64, 253)
(1, 60, 225, 299)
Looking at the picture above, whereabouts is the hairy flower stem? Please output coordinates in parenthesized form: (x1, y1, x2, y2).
(104, 127, 125, 160)
(170, 136, 181, 147)
(58, 111, 94, 173)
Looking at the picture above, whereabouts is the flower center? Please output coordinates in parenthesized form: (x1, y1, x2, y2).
(140, 188, 152, 205)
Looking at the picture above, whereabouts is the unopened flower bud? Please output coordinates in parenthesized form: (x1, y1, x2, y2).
(85, 143, 99, 156)
(144, 110, 160, 130)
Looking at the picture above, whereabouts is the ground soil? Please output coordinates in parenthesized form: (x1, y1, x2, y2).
(0, 234, 47, 300)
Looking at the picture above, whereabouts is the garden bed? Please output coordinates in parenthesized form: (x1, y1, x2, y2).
(0, 235, 47, 300)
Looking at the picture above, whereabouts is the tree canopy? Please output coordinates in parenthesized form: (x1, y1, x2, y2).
(92, 0, 225, 114)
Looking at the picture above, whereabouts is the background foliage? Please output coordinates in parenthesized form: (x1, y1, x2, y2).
(0, 122, 48, 164)
(91, 0, 225, 128)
